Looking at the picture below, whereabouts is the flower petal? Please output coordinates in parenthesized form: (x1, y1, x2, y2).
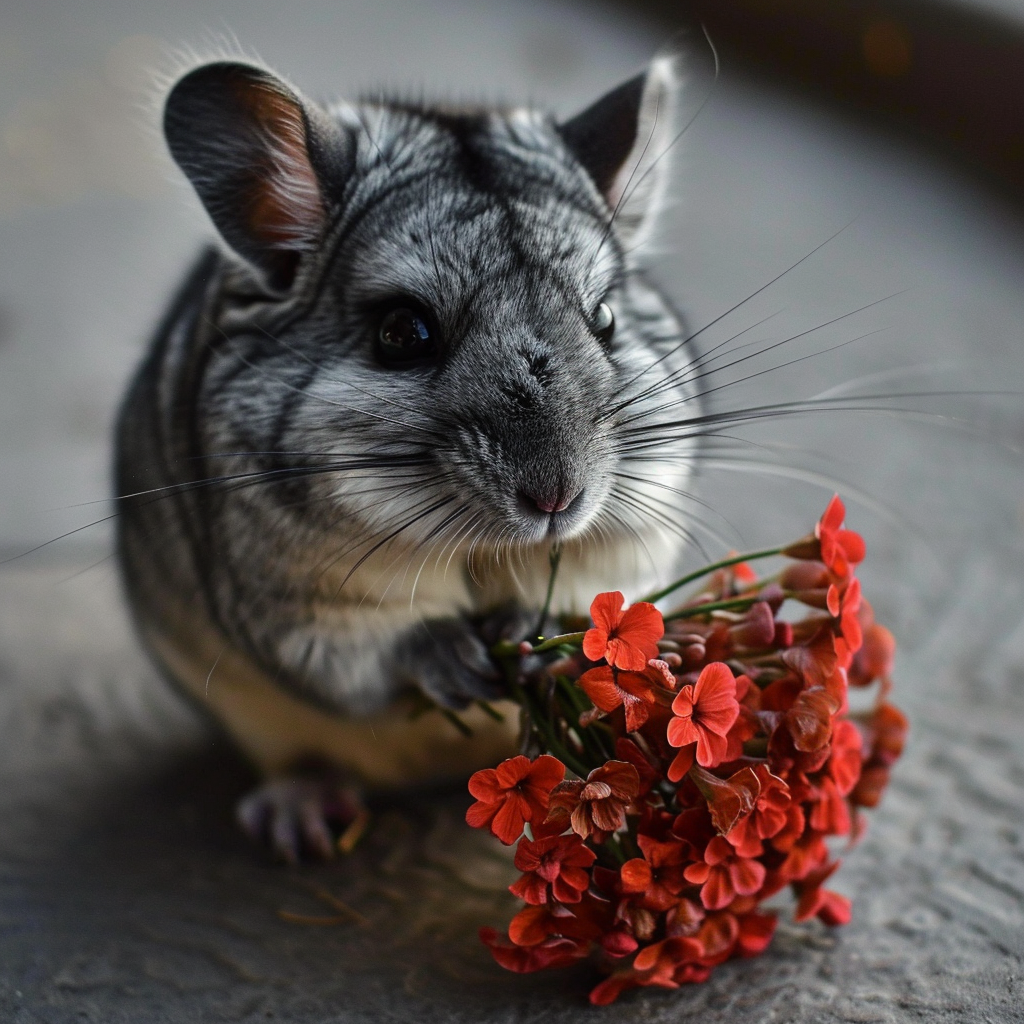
(589, 591, 625, 634)
(578, 666, 623, 713)
(491, 792, 528, 845)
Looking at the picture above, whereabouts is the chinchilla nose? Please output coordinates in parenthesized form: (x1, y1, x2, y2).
(520, 486, 582, 515)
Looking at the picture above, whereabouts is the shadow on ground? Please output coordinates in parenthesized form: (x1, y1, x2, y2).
(5, 741, 611, 1022)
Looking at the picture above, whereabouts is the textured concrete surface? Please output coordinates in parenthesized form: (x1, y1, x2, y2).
(2, 1, 1024, 1021)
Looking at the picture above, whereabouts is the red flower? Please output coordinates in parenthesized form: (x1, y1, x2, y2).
(732, 559, 758, 584)
(829, 576, 863, 656)
(726, 766, 792, 857)
(615, 737, 659, 796)
(827, 719, 864, 795)
(578, 665, 656, 732)
(683, 836, 767, 910)
(777, 831, 829, 883)
(784, 686, 839, 753)
(782, 626, 838, 688)
(735, 911, 777, 956)
(507, 900, 603, 947)
(480, 928, 588, 973)
(794, 861, 852, 925)
(809, 776, 852, 836)
(549, 760, 640, 841)
(851, 702, 908, 807)
(631, 935, 707, 987)
(851, 620, 896, 686)
(816, 494, 866, 578)
(863, 702, 909, 768)
(466, 754, 565, 845)
(582, 592, 664, 671)
(619, 836, 690, 911)
(690, 765, 762, 836)
(509, 834, 596, 905)
(666, 663, 740, 778)
(726, 601, 776, 651)
(665, 897, 705, 938)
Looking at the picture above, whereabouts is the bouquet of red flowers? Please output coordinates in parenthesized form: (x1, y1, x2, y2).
(466, 496, 907, 1004)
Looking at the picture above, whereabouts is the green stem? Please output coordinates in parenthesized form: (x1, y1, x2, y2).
(555, 676, 614, 764)
(475, 700, 505, 722)
(535, 543, 562, 639)
(511, 680, 589, 778)
(531, 630, 586, 653)
(664, 593, 791, 621)
(639, 547, 784, 605)
(601, 835, 628, 866)
(439, 707, 473, 738)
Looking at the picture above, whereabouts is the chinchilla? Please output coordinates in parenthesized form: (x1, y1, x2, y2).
(115, 50, 704, 860)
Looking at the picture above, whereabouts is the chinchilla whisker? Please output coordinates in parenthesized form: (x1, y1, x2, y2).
(402, 502, 471, 592)
(616, 297, 900, 429)
(601, 503, 663, 577)
(612, 427, 774, 458)
(618, 392, 1024, 449)
(249, 322, 435, 425)
(191, 448, 431, 461)
(208, 318, 443, 439)
(699, 457, 887, 508)
(693, 457, 941, 560)
(5, 458, 403, 570)
(603, 309, 788, 422)
(1, 514, 121, 567)
(370, 504, 472, 608)
(51, 453, 427, 511)
(610, 483, 709, 560)
(632, 318, 892, 420)
(807, 360, 969, 401)
(591, 28, 720, 273)
(304, 490, 453, 593)
(602, 225, 853, 416)
(424, 507, 477, 582)
(334, 496, 458, 598)
(611, 469, 737, 540)
(612, 480, 713, 553)
(441, 510, 487, 581)
(111, 453, 433, 505)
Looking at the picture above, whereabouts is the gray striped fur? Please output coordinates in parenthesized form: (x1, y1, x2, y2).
(115, 54, 702, 780)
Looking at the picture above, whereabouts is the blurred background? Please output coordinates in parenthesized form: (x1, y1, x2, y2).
(1, 1, 1022, 1021)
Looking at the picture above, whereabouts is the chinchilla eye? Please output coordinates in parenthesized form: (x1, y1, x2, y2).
(377, 307, 437, 366)
(592, 301, 615, 347)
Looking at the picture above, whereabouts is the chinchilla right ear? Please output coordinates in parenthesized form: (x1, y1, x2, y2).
(163, 61, 349, 288)
(558, 52, 682, 251)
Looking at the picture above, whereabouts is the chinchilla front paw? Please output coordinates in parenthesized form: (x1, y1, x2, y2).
(393, 614, 507, 710)
(473, 601, 553, 647)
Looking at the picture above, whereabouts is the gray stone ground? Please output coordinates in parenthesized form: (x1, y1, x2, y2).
(2, 1, 1024, 1021)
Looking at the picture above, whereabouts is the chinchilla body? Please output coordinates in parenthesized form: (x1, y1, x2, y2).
(116, 55, 702, 788)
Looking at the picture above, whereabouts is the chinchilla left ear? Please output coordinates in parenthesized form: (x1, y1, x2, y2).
(558, 53, 682, 249)
(163, 61, 347, 289)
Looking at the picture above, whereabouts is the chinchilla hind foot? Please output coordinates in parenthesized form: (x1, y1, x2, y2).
(236, 773, 366, 864)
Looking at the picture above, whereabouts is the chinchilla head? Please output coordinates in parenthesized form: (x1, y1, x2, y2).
(162, 54, 701, 564)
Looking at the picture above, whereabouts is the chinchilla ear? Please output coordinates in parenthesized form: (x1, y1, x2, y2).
(164, 62, 344, 288)
(558, 54, 681, 249)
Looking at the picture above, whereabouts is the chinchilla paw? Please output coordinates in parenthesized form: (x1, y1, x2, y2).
(394, 615, 506, 710)
(236, 775, 365, 864)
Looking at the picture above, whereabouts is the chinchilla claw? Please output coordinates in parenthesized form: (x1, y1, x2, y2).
(236, 776, 364, 864)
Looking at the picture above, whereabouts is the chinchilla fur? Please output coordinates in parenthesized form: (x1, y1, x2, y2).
(115, 51, 704, 850)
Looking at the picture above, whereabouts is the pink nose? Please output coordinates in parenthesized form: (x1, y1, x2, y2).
(524, 490, 576, 514)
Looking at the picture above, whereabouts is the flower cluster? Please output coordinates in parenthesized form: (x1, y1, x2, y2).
(466, 496, 906, 1004)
